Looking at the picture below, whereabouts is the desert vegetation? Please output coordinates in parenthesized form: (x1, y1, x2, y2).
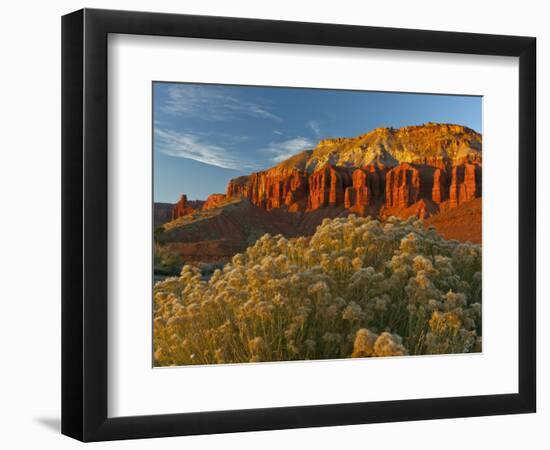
(153, 215, 481, 366)
(153, 243, 183, 276)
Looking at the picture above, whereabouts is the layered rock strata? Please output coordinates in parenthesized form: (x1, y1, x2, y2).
(169, 123, 482, 222)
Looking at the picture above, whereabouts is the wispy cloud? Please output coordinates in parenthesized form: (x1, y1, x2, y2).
(155, 128, 258, 170)
(307, 120, 322, 138)
(264, 137, 314, 163)
(160, 85, 282, 121)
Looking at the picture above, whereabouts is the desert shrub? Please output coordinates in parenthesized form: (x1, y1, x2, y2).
(153, 215, 482, 366)
(154, 244, 183, 276)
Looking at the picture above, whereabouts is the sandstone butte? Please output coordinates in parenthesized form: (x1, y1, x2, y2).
(170, 123, 482, 224)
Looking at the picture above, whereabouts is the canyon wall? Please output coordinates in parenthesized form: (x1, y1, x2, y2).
(224, 160, 481, 219)
(169, 124, 482, 221)
(203, 193, 227, 210)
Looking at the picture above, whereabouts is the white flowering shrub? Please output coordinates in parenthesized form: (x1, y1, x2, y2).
(153, 215, 482, 366)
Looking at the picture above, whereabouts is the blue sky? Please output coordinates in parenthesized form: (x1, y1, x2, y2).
(153, 82, 481, 202)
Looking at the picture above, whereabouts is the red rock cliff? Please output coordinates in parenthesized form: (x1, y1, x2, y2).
(171, 195, 204, 220)
(307, 165, 352, 210)
(203, 193, 227, 210)
(449, 163, 482, 208)
(223, 124, 481, 219)
(344, 164, 387, 215)
(432, 168, 449, 203)
(226, 167, 309, 212)
(385, 163, 422, 209)
(226, 176, 250, 199)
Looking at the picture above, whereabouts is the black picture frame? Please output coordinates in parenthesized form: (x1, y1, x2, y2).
(61, 8, 536, 442)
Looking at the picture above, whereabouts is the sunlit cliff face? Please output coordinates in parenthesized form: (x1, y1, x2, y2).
(219, 123, 481, 218)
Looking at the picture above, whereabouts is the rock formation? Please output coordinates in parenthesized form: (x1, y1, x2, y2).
(226, 176, 250, 199)
(432, 168, 449, 203)
(164, 123, 482, 242)
(385, 163, 422, 209)
(171, 194, 204, 220)
(449, 163, 482, 208)
(203, 193, 227, 210)
(222, 123, 481, 219)
(307, 165, 351, 210)
(344, 164, 386, 215)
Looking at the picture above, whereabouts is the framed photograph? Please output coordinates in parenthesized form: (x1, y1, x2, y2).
(61, 8, 536, 441)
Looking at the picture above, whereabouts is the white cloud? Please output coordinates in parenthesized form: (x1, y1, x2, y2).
(155, 128, 258, 170)
(307, 120, 322, 138)
(264, 137, 314, 163)
(161, 84, 281, 121)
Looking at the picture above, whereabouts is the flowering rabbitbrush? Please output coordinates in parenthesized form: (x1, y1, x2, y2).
(153, 215, 481, 366)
